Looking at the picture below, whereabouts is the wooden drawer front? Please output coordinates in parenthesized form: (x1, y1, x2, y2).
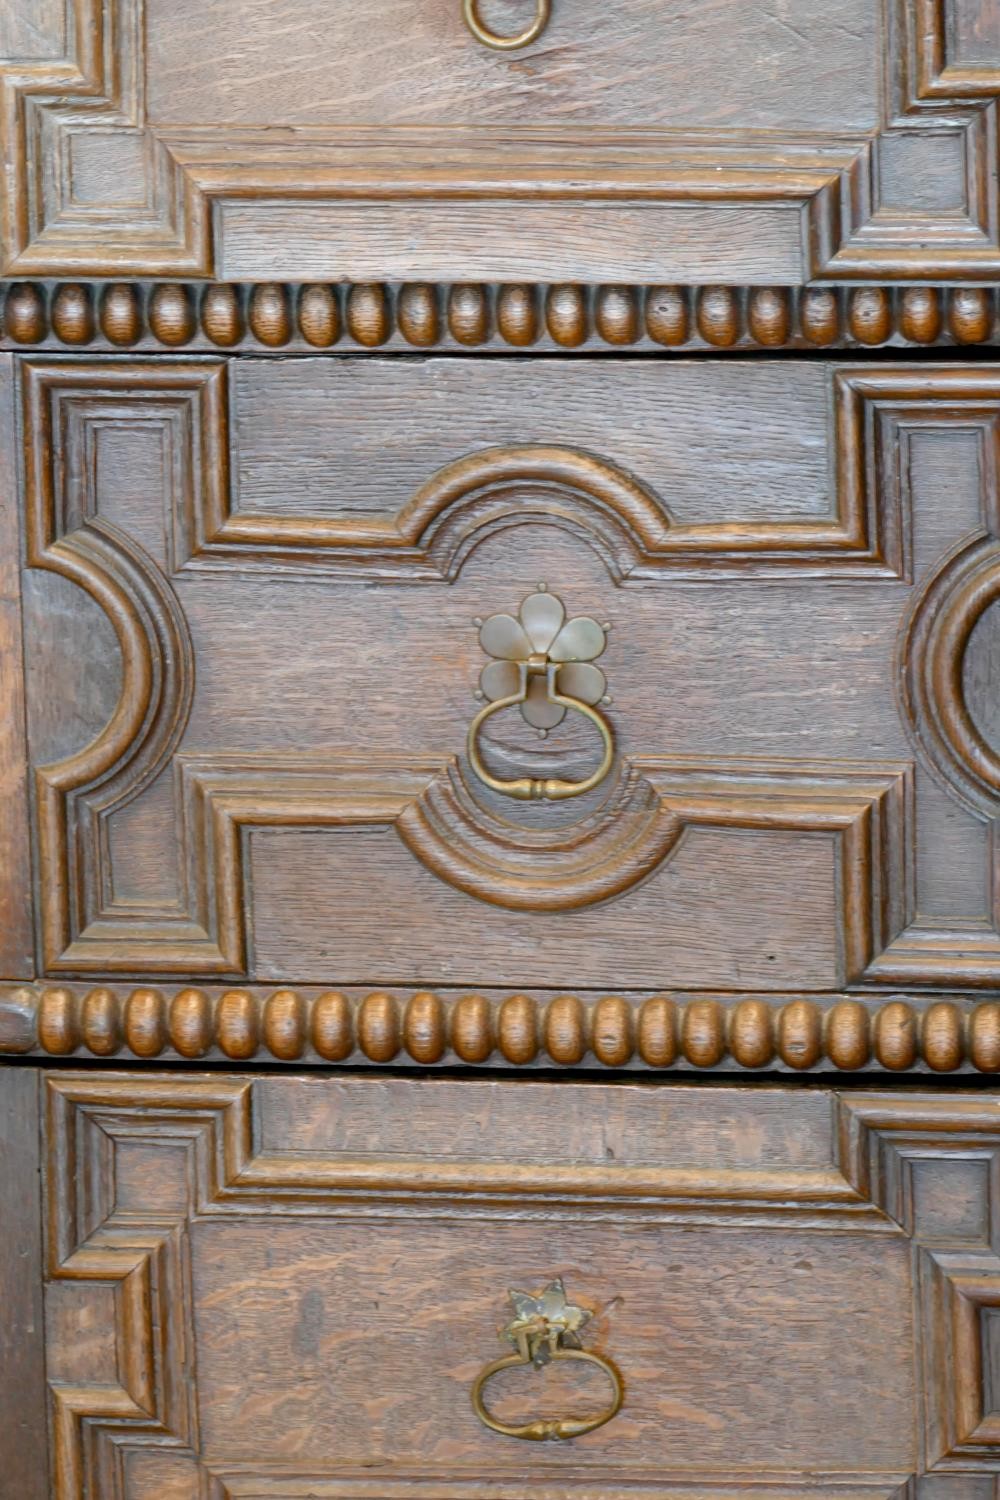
(18, 1071, 1000, 1497)
(6, 351, 1000, 1030)
(4, 0, 1000, 282)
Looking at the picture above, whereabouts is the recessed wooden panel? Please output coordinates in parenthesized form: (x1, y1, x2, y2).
(33, 1071, 1000, 1495)
(14, 354, 1000, 998)
(3, 0, 1000, 279)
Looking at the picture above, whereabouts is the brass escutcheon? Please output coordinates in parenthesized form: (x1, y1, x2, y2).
(471, 1279, 623, 1442)
(468, 588, 614, 801)
(462, 0, 552, 49)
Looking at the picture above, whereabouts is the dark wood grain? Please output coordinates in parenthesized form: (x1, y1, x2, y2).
(0, 1068, 48, 1500)
(0, 354, 33, 977)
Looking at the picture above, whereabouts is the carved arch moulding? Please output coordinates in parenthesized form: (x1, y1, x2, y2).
(36, 1074, 1000, 1495)
(16, 355, 1000, 994)
(3, 0, 1000, 280)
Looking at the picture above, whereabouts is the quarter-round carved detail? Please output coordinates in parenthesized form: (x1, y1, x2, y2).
(398, 283, 440, 346)
(51, 283, 94, 344)
(899, 286, 941, 344)
(901, 535, 1000, 814)
(447, 284, 490, 345)
(346, 283, 390, 346)
(148, 284, 194, 345)
(645, 285, 688, 345)
(697, 286, 740, 346)
(799, 286, 839, 345)
(546, 284, 587, 347)
(747, 288, 790, 347)
(201, 283, 244, 346)
(248, 283, 291, 346)
(100, 283, 142, 346)
(298, 284, 340, 346)
(8, 986, 1000, 1071)
(848, 287, 891, 345)
(497, 284, 538, 346)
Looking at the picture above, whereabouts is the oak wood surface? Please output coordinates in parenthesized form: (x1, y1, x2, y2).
(0, 1068, 48, 1500)
(0, 354, 33, 977)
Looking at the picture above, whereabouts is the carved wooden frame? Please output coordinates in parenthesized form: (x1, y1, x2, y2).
(3, 0, 1000, 279)
(41, 1074, 1000, 1496)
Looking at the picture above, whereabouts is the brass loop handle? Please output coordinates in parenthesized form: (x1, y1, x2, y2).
(467, 665, 614, 801)
(471, 1346, 624, 1442)
(462, 0, 551, 49)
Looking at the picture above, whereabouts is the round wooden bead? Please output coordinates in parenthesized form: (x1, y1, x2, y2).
(848, 287, 891, 346)
(201, 284, 244, 346)
(873, 1000, 917, 1071)
(645, 286, 688, 346)
(263, 989, 307, 1061)
(124, 987, 166, 1058)
(544, 994, 587, 1065)
(637, 996, 678, 1066)
(447, 284, 490, 345)
(728, 999, 774, 1068)
(747, 288, 790, 347)
(970, 1003, 1000, 1073)
(311, 992, 353, 1060)
(591, 995, 633, 1067)
(149, 285, 194, 346)
(39, 987, 78, 1055)
(450, 993, 493, 1062)
(4, 283, 46, 343)
(52, 283, 94, 344)
(697, 287, 740, 347)
(898, 286, 941, 344)
(595, 286, 639, 345)
(398, 283, 440, 346)
(81, 987, 121, 1057)
(497, 285, 538, 347)
(217, 989, 259, 1060)
(498, 993, 538, 1063)
(298, 284, 340, 347)
(346, 283, 390, 346)
(545, 285, 588, 348)
(169, 988, 214, 1059)
(826, 1000, 870, 1070)
(799, 287, 839, 346)
(921, 1001, 963, 1072)
(681, 999, 726, 1066)
(949, 287, 992, 344)
(404, 991, 447, 1063)
(100, 283, 143, 346)
(358, 991, 400, 1062)
(248, 283, 291, 346)
(777, 1000, 822, 1070)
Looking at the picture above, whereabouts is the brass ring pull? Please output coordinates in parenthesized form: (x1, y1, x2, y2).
(462, 0, 551, 49)
(469, 588, 614, 802)
(471, 1280, 623, 1442)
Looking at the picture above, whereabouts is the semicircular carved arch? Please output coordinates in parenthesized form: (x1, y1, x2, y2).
(900, 533, 1000, 818)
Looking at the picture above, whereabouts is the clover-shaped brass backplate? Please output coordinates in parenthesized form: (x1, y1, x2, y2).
(476, 586, 610, 732)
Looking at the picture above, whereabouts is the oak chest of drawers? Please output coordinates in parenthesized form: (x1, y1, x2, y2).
(5, 1, 1000, 1496)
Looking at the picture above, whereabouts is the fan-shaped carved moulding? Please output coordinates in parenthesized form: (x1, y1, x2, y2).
(4, 0, 1000, 281)
(16, 355, 1000, 991)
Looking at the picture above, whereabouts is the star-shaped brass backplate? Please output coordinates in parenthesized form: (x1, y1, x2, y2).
(502, 1278, 591, 1366)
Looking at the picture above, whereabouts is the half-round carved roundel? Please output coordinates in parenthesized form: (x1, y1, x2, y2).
(900, 534, 1000, 816)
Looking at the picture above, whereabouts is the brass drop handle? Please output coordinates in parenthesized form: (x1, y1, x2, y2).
(462, 0, 551, 49)
(471, 1279, 623, 1442)
(468, 588, 614, 802)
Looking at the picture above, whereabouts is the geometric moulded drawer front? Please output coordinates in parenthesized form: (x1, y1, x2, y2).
(5, 353, 1000, 1048)
(32, 1074, 1000, 1497)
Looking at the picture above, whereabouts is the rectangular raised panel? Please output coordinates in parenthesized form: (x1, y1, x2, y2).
(13, 353, 1000, 1003)
(36, 1072, 1000, 1495)
(4, 0, 1000, 279)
